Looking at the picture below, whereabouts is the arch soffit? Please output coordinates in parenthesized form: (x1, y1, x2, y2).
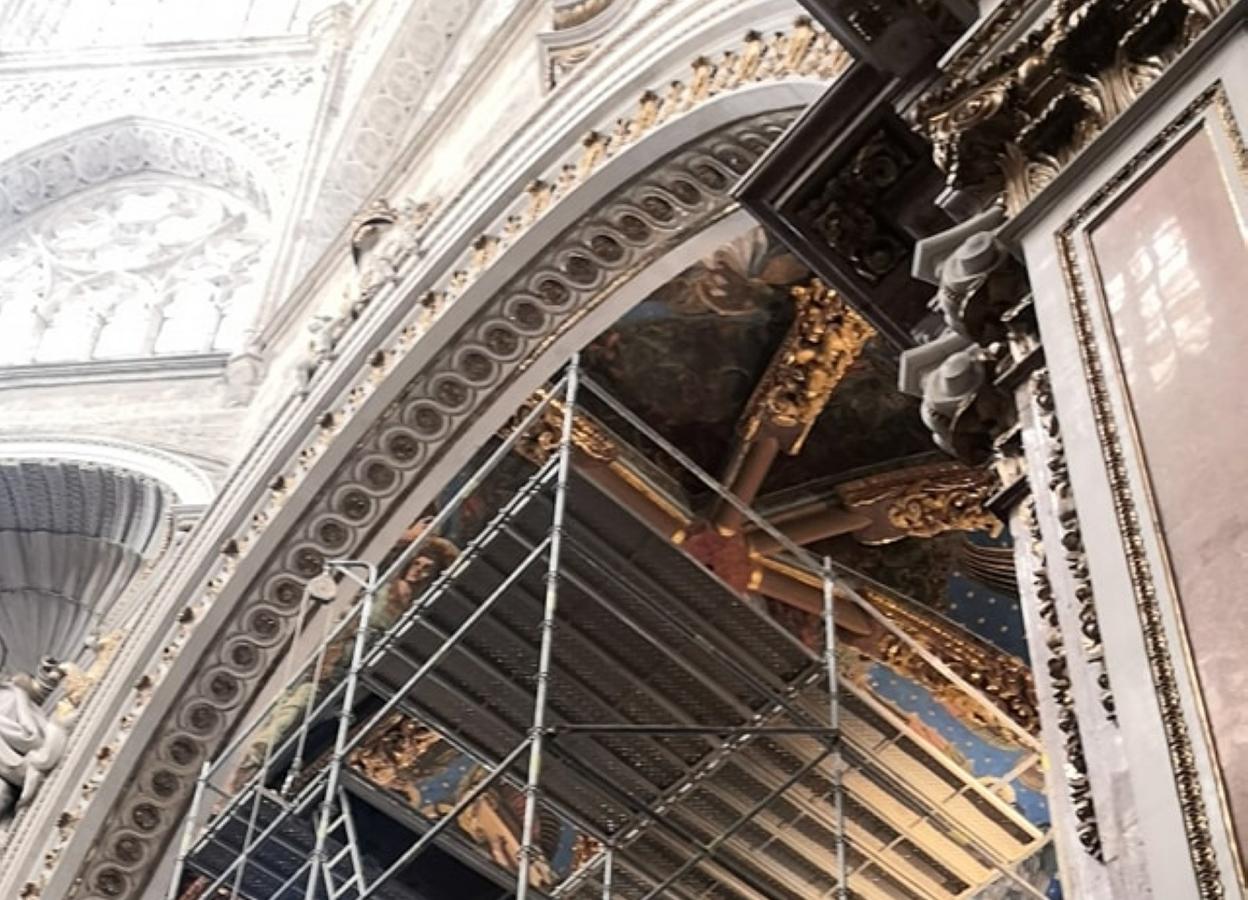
(0, 116, 277, 234)
(0, 435, 217, 507)
(42, 56, 841, 900)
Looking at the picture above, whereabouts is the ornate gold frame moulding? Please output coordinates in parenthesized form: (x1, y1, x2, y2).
(1055, 80, 1246, 899)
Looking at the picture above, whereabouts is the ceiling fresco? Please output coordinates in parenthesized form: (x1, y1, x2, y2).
(579, 227, 932, 499)
(580, 227, 800, 488)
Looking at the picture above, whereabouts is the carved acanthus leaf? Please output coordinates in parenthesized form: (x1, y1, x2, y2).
(914, 0, 1225, 212)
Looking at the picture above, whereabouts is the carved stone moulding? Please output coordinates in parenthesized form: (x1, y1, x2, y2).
(913, 0, 1229, 214)
(1020, 497, 1105, 862)
(62, 112, 796, 900)
(540, 0, 637, 88)
(0, 117, 274, 230)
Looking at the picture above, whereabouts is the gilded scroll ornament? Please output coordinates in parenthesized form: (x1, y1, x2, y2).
(741, 278, 875, 453)
(837, 460, 1003, 543)
(505, 393, 618, 466)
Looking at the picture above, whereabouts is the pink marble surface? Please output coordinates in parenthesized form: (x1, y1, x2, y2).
(1089, 124, 1248, 861)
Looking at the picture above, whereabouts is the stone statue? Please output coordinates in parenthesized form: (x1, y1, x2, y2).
(0, 659, 67, 821)
(350, 198, 435, 317)
(296, 311, 352, 397)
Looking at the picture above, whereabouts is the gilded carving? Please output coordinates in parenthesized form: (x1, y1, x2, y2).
(1031, 370, 1116, 723)
(863, 587, 1038, 740)
(837, 460, 1003, 543)
(1023, 499, 1104, 861)
(914, 0, 1226, 213)
(505, 393, 618, 466)
(740, 278, 875, 453)
(349, 714, 569, 888)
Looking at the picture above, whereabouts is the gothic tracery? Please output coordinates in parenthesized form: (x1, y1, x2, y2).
(0, 176, 267, 365)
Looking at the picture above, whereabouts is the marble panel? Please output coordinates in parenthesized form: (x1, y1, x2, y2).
(1087, 122, 1248, 861)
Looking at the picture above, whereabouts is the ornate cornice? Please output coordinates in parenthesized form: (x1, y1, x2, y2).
(913, 0, 1229, 214)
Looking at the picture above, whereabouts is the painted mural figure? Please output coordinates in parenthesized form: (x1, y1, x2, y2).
(229, 521, 459, 792)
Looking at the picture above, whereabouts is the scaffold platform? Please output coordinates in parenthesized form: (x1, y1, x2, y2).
(169, 363, 1048, 900)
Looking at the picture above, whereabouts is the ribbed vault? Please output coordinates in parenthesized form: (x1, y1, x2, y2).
(0, 460, 167, 675)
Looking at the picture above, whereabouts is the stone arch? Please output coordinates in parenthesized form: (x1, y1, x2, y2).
(32, 15, 847, 898)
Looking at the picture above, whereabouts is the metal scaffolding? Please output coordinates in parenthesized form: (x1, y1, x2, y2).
(167, 357, 1050, 900)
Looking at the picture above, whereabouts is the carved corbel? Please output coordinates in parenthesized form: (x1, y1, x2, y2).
(899, 330, 1005, 464)
(915, 0, 1221, 213)
(926, 74, 1028, 203)
(900, 209, 1023, 464)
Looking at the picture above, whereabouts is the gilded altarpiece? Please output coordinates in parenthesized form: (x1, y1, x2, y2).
(1020, 39, 1248, 898)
